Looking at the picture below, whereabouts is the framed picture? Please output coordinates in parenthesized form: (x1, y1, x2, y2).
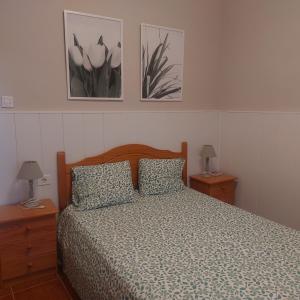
(141, 23, 184, 101)
(64, 10, 123, 101)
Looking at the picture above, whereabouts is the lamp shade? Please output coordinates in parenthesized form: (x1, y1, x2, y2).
(17, 161, 43, 180)
(200, 145, 216, 159)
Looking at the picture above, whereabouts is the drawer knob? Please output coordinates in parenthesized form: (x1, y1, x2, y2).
(27, 244, 32, 251)
(27, 262, 33, 268)
(25, 226, 31, 232)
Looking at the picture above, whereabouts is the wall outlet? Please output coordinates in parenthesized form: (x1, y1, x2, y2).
(1, 96, 14, 108)
(38, 174, 51, 186)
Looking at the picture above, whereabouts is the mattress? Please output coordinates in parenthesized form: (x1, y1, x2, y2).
(58, 188, 300, 299)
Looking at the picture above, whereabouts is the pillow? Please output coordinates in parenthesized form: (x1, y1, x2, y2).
(72, 160, 134, 210)
(138, 158, 185, 196)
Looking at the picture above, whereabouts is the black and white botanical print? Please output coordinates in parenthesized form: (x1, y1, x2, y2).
(64, 11, 123, 100)
(141, 24, 184, 101)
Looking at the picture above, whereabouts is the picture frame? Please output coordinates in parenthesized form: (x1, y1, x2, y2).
(64, 10, 123, 101)
(141, 23, 184, 102)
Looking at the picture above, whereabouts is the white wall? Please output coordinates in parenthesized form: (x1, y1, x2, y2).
(0, 111, 220, 207)
(219, 0, 300, 111)
(217, 1, 300, 230)
(220, 111, 300, 230)
(0, 0, 222, 111)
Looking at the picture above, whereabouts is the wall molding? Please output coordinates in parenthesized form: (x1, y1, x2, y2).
(222, 110, 300, 114)
(2, 109, 300, 115)
(0, 110, 220, 114)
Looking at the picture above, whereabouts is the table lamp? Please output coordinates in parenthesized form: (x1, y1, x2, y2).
(200, 145, 216, 176)
(17, 161, 43, 208)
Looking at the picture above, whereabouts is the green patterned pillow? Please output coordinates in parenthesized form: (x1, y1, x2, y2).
(72, 161, 135, 210)
(139, 158, 185, 196)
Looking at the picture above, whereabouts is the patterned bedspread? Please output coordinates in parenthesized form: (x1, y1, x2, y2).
(58, 188, 300, 300)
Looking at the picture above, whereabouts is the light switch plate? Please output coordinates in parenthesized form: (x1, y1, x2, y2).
(1, 96, 14, 108)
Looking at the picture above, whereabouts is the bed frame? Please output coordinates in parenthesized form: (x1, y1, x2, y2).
(57, 142, 188, 212)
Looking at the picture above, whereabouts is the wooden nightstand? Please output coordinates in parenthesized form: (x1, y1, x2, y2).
(0, 199, 58, 287)
(190, 174, 237, 205)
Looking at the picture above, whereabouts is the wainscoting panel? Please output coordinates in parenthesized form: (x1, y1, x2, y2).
(103, 111, 220, 176)
(62, 113, 86, 163)
(1, 110, 299, 230)
(39, 113, 64, 203)
(0, 114, 19, 204)
(220, 111, 300, 230)
(40, 113, 64, 172)
(14, 113, 45, 203)
(0, 111, 220, 207)
(15, 113, 43, 167)
(82, 113, 104, 157)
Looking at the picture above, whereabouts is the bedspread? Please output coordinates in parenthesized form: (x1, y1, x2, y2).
(58, 188, 300, 299)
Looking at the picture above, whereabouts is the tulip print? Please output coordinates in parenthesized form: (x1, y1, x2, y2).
(68, 34, 121, 98)
(69, 34, 83, 65)
(88, 36, 106, 68)
(83, 51, 92, 71)
(64, 11, 123, 100)
(69, 46, 83, 66)
(108, 42, 121, 68)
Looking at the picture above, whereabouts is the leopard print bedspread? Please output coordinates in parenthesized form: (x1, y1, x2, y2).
(58, 188, 300, 300)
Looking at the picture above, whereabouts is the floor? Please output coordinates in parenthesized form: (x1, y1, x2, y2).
(0, 272, 72, 300)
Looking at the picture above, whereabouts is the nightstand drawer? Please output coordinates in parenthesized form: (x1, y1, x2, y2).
(27, 235, 56, 256)
(1, 251, 57, 280)
(24, 216, 56, 241)
(0, 199, 58, 283)
(190, 174, 237, 205)
(210, 182, 235, 203)
(190, 179, 208, 194)
(2, 237, 56, 261)
(0, 217, 55, 244)
(0, 223, 25, 244)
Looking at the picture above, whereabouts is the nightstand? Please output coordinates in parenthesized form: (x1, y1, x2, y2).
(190, 174, 237, 205)
(0, 199, 58, 287)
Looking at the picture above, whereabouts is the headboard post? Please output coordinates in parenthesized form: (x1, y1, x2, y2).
(182, 142, 188, 186)
(57, 151, 68, 211)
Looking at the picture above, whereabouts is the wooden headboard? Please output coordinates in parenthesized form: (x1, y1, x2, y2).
(57, 142, 187, 212)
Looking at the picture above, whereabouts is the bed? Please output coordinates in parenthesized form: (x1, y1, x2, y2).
(57, 142, 300, 300)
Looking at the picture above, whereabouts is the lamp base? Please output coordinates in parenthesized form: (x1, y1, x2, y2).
(20, 198, 41, 208)
(200, 172, 211, 177)
(200, 171, 224, 177)
(210, 171, 223, 177)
